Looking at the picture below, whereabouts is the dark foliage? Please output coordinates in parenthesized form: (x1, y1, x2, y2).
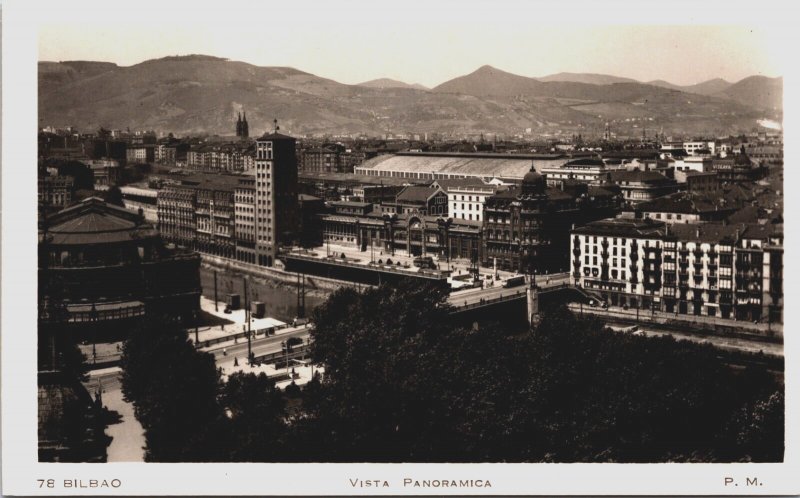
(294, 281, 783, 462)
(56, 160, 94, 190)
(103, 185, 125, 207)
(121, 281, 783, 462)
(220, 372, 287, 461)
(120, 316, 230, 461)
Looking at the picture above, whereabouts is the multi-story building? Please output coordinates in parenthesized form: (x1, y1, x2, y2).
(187, 144, 254, 172)
(607, 170, 679, 205)
(571, 218, 665, 309)
(541, 158, 608, 186)
(234, 176, 256, 264)
(38, 175, 74, 208)
(434, 178, 497, 222)
(254, 131, 299, 267)
(358, 184, 405, 204)
(155, 142, 190, 165)
(126, 145, 154, 164)
(117, 185, 159, 223)
(482, 170, 620, 274)
(84, 159, 121, 187)
(635, 191, 734, 224)
(681, 141, 715, 156)
(157, 185, 197, 248)
(195, 184, 235, 258)
(388, 185, 448, 216)
(712, 150, 766, 183)
(570, 218, 783, 322)
(673, 171, 720, 195)
(734, 223, 783, 323)
(301, 146, 341, 174)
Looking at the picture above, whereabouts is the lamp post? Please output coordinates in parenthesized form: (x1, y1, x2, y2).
(89, 302, 99, 365)
(244, 276, 251, 363)
(281, 341, 289, 375)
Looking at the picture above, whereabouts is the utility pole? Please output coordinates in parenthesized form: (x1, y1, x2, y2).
(214, 270, 219, 312)
(244, 277, 251, 363)
(296, 272, 306, 320)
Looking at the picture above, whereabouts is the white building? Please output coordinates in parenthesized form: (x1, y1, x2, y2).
(432, 178, 498, 222)
(541, 158, 607, 186)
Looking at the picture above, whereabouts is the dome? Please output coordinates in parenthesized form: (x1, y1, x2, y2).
(523, 169, 543, 184)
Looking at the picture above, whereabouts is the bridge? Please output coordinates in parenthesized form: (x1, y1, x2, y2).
(282, 253, 449, 288)
(447, 277, 600, 324)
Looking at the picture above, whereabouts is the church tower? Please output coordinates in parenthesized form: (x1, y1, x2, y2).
(235, 111, 250, 138)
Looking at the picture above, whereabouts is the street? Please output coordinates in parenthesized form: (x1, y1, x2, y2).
(448, 272, 570, 307)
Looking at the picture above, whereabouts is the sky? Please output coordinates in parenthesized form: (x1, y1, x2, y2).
(36, 0, 786, 88)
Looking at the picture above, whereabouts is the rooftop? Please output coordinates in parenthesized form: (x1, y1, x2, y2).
(573, 218, 665, 238)
(609, 170, 673, 184)
(43, 197, 157, 246)
(257, 132, 296, 142)
(636, 192, 727, 215)
(397, 185, 441, 203)
(667, 223, 742, 244)
(357, 152, 571, 179)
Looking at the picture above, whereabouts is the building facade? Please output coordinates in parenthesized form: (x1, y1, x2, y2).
(195, 185, 235, 258)
(157, 185, 197, 248)
(38, 175, 74, 208)
(482, 170, 620, 274)
(254, 131, 299, 266)
(234, 176, 256, 264)
(39, 197, 201, 327)
(570, 218, 783, 322)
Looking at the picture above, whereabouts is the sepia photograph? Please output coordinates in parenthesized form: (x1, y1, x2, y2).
(2, 0, 799, 495)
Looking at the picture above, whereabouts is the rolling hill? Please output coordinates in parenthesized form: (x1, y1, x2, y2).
(357, 78, 428, 90)
(647, 78, 732, 96)
(38, 57, 778, 137)
(715, 75, 782, 111)
(537, 72, 639, 85)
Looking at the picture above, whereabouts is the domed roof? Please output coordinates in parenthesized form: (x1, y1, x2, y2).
(523, 169, 543, 184)
(43, 197, 157, 246)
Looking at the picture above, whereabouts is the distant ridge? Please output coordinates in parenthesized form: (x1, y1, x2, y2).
(357, 78, 428, 90)
(537, 72, 639, 85)
(715, 75, 782, 111)
(647, 78, 732, 96)
(38, 56, 780, 136)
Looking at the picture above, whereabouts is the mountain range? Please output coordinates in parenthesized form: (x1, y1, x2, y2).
(38, 55, 782, 137)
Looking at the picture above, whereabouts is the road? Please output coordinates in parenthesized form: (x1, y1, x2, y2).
(448, 272, 570, 307)
(607, 322, 783, 356)
(201, 324, 313, 361)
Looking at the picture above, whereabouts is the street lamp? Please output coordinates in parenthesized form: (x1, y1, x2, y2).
(281, 341, 289, 375)
(89, 302, 99, 365)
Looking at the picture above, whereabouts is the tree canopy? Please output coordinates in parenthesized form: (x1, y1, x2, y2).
(121, 281, 783, 462)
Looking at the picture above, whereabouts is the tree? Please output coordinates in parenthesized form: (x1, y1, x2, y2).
(56, 161, 94, 190)
(220, 372, 287, 461)
(104, 185, 124, 207)
(120, 315, 228, 462)
(298, 285, 783, 463)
